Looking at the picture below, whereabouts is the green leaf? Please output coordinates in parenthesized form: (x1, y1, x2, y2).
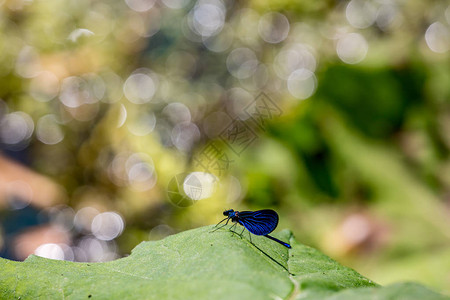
(0, 226, 447, 299)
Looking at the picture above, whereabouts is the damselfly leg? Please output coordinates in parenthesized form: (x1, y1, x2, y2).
(210, 217, 230, 233)
(229, 222, 238, 235)
(239, 227, 245, 237)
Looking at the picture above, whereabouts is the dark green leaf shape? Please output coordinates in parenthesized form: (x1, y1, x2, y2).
(0, 226, 447, 299)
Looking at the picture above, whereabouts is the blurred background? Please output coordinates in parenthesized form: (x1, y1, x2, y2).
(0, 0, 449, 294)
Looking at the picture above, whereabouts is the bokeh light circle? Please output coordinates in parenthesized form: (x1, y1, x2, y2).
(425, 22, 450, 53)
(183, 172, 218, 200)
(123, 72, 157, 104)
(287, 69, 317, 100)
(258, 12, 290, 44)
(336, 32, 368, 64)
(36, 114, 64, 145)
(226, 48, 258, 79)
(91, 212, 125, 241)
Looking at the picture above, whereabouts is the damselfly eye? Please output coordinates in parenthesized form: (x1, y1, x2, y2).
(223, 209, 234, 216)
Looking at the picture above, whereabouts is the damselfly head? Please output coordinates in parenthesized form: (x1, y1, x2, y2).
(223, 209, 234, 216)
